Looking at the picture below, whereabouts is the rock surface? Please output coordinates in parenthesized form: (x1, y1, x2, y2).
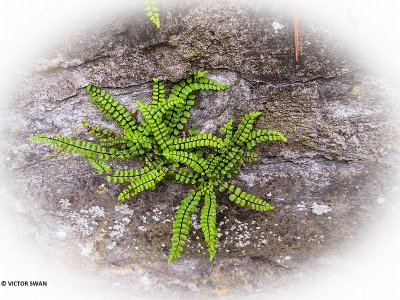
(1, 0, 400, 297)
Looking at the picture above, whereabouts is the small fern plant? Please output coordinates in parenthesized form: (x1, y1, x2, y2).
(29, 70, 287, 262)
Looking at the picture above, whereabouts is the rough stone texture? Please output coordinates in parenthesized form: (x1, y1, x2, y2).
(1, 0, 400, 297)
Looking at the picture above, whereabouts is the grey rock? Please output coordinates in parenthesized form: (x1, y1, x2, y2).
(1, 0, 400, 297)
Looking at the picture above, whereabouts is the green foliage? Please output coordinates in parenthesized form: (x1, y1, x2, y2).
(29, 70, 287, 263)
(144, 0, 161, 28)
(87, 158, 111, 174)
(200, 182, 218, 261)
(117, 167, 168, 201)
(29, 134, 119, 160)
(168, 189, 201, 262)
(219, 182, 274, 211)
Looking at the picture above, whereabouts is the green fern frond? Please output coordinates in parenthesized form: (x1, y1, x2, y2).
(220, 119, 233, 143)
(203, 154, 222, 178)
(168, 70, 228, 101)
(164, 70, 229, 138)
(144, 0, 161, 28)
(243, 151, 258, 162)
(144, 155, 164, 169)
(173, 168, 200, 185)
(116, 145, 146, 159)
(168, 189, 201, 263)
(188, 127, 200, 136)
(81, 120, 117, 140)
(163, 93, 195, 137)
(167, 133, 225, 150)
(246, 129, 287, 149)
(163, 151, 206, 174)
(87, 157, 111, 174)
(117, 167, 168, 201)
(86, 85, 137, 133)
(151, 77, 166, 106)
(98, 135, 128, 148)
(106, 166, 152, 183)
(136, 100, 175, 150)
(206, 147, 244, 178)
(124, 131, 153, 150)
(219, 182, 274, 211)
(29, 133, 118, 160)
(232, 111, 262, 146)
(200, 183, 218, 261)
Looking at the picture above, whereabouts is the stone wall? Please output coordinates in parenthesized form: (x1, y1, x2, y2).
(1, 0, 399, 296)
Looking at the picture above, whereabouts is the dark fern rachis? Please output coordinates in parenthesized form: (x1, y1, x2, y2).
(29, 70, 287, 262)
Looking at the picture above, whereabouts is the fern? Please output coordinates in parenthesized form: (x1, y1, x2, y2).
(144, 0, 161, 28)
(106, 166, 152, 183)
(29, 134, 119, 160)
(167, 134, 225, 150)
(200, 182, 218, 261)
(219, 182, 274, 211)
(168, 189, 201, 262)
(81, 120, 116, 140)
(86, 85, 138, 134)
(117, 167, 168, 201)
(29, 70, 287, 262)
(87, 158, 111, 174)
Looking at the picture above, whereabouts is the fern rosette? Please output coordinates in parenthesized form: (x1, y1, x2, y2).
(29, 70, 287, 262)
